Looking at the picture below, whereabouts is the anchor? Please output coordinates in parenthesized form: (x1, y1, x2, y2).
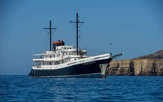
(100, 53, 123, 78)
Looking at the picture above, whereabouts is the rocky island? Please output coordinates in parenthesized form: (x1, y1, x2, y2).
(108, 50, 163, 76)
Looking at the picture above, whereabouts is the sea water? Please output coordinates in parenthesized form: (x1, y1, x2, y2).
(0, 75, 163, 102)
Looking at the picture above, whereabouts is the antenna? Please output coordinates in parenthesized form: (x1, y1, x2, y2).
(43, 20, 56, 51)
(70, 12, 84, 55)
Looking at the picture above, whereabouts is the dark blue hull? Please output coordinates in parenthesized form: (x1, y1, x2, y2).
(28, 58, 112, 78)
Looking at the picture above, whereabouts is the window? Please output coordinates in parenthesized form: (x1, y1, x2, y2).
(49, 62, 52, 65)
(55, 61, 60, 65)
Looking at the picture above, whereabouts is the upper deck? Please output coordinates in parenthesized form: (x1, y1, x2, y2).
(32, 44, 87, 62)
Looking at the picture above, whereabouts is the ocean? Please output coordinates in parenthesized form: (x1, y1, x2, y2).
(0, 75, 163, 102)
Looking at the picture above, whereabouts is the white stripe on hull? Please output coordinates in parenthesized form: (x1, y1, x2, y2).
(32, 53, 111, 70)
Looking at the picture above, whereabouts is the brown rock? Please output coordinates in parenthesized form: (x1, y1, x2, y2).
(108, 59, 163, 76)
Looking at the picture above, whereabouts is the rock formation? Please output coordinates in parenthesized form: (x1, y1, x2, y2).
(108, 50, 163, 76)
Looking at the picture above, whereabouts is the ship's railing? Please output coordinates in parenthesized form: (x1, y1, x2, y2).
(32, 55, 83, 62)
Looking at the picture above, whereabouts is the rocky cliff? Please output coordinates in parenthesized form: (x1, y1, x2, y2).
(108, 50, 163, 76)
(134, 50, 163, 59)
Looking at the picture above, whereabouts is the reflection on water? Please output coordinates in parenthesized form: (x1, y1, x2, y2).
(0, 75, 163, 102)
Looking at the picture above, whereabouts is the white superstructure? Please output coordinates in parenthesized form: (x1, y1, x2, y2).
(32, 43, 112, 70)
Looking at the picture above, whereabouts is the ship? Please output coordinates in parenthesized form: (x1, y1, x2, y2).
(28, 12, 122, 78)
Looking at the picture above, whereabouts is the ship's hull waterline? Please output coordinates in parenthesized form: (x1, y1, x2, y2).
(29, 58, 112, 78)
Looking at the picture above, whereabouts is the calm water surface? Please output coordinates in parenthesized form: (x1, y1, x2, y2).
(0, 75, 163, 102)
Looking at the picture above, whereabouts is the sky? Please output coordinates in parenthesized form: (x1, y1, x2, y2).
(0, 0, 163, 75)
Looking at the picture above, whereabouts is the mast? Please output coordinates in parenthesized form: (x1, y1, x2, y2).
(70, 12, 84, 55)
(43, 20, 56, 51)
(76, 12, 79, 55)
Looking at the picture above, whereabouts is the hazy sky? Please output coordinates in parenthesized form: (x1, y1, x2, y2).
(0, 0, 163, 75)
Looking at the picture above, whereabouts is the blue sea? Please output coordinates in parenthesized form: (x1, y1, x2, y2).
(0, 76, 163, 102)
